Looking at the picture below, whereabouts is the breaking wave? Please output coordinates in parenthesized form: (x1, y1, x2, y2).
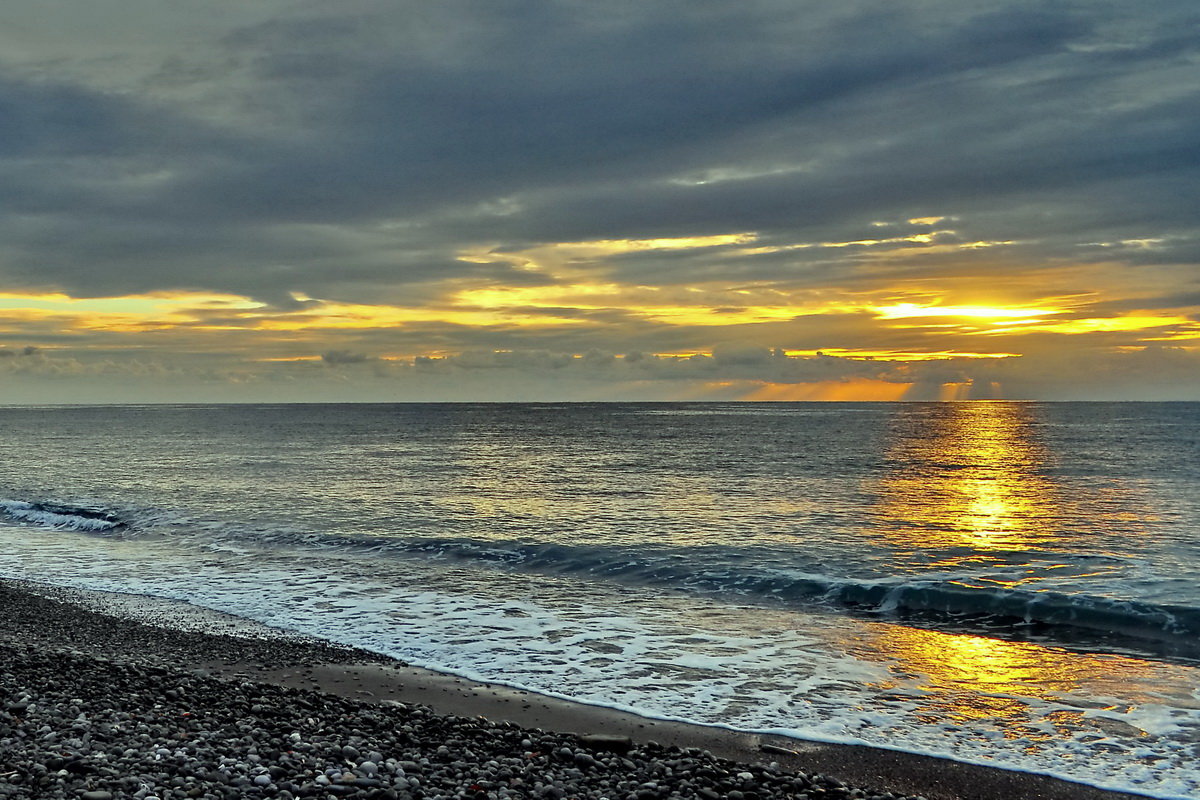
(3, 497, 1197, 654)
(0, 500, 125, 533)
(393, 536, 1200, 645)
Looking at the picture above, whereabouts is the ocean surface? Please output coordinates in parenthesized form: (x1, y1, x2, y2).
(1, 402, 1198, 798)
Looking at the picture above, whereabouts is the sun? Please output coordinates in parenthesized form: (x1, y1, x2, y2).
(873, 303, 1061, 321)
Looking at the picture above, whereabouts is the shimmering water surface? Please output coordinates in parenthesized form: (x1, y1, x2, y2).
(1, 402, 1198, 798)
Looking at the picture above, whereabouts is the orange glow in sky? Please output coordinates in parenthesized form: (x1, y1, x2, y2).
(2, 230, 1199, 401)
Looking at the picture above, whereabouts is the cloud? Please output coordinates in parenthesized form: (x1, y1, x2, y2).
(4, 4, 1197, 283)
(0, 339, 1195, 404)
(0, 1, 1197, 399)
(320, 349, 375, 365)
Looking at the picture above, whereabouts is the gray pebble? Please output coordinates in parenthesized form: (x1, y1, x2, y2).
(0, 580, 925, 800)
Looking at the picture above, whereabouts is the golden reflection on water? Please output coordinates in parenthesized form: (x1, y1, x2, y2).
(860, 403, 1193, 743)
(876, 402, 1063, 557)
(848, 622, 1199, 745)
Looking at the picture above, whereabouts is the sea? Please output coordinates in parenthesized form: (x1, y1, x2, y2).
(1, 402, 1198, 798)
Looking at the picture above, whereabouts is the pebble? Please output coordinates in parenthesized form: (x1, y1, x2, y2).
(0, 581, 925, 800)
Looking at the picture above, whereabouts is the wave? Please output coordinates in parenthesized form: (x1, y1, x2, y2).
(2, 498, 1196, 653)
(395, 537, 1200, 647)
(0, 500, 126, 533)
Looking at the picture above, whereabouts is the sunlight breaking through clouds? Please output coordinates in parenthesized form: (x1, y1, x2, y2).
(872, 304, 1063, 321)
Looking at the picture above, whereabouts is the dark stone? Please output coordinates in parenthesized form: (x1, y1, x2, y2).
(577, 734, 635, 753)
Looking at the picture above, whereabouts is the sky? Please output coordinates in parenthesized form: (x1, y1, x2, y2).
(1, 0, 1198, 402)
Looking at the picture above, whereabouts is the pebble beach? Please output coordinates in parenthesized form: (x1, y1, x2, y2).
(0, 580, 1155, 800)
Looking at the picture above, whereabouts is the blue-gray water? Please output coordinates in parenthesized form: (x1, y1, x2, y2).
(1, 402, 1198, 797)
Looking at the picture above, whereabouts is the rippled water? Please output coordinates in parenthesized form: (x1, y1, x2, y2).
(1, 402, 1198, 797)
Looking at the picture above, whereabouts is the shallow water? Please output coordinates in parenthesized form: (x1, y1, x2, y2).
(1, 402, 1198, 797)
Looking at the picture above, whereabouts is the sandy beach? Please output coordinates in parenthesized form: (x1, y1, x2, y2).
(0, 579, 1156, 800)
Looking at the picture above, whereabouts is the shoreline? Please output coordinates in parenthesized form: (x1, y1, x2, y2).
(1, 579, 1159, 800)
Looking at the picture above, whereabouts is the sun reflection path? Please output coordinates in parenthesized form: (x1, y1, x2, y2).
(849, 623, 1200, 746)
(847, 403, 1200, 763)
(875, 403, 1064, 560)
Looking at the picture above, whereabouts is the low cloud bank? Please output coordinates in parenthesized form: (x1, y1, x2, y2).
(3, 344, 1196, 403)
(336, 345, 1200, 401)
